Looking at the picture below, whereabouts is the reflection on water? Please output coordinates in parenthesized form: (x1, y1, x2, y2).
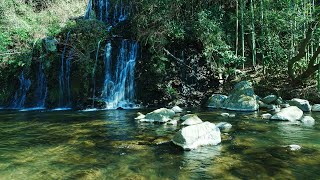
(0, 109, 319, 179)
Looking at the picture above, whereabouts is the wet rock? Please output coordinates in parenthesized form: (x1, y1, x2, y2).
(166, 119, 178, 125)
(134, 112, 145, 120)
(181, 114, 203, 126)
(153, 137, 171, 145)
(216, 122, 232, 132)
(286, 144, 301, 151)
(280, 103, 290, 108)
(312, 104, 320, 112)
(300, 116, 315, 126)
(270, 106, 303, 121)
(288, 98, 311, 112)
(171, 106, 183, 113)
(261, 113, 272, 119)
(172, 122, 221, 150)
(222, 81, 259, 111)
(220, 113, 235, 118)
(139, 108, 175, 123)
(258, 101, 277, 110)
(275, 97, 285, 105)
(207, 94, 228, 108)
(262, 95, 278, 104)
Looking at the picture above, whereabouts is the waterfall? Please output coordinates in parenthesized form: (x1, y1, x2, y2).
(85, 0, 128, 25)
(10, 71, 31, 109)
(92, 40, 102, 107)
(102, 40, 138, 109)
(58, 32, 72, 108)
(34, 61, 47, 108)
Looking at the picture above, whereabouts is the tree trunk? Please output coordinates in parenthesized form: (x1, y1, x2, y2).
(250, 0, 256, 67)
(241, 0, 245, 69)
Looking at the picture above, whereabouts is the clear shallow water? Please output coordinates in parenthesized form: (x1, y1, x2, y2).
(0, 109, 319, 179)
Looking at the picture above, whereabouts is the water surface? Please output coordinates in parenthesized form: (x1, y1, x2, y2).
(0, 109, 319, 179)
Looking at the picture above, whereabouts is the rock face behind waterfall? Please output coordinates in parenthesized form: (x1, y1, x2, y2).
(222, 81, 259, 111)
(172, 122, 221, 150)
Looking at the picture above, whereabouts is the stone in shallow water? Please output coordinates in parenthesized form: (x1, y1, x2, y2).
(216, 122, 232, 132)
(312, 104, 320, 112)
(172, 122, 221, 150)
(261, 113, 272, 119)
(139, 108, 175, 123)
(300, 116, 315, 126)
(181, 114, 203, 126)
(262, 95, 278, 104)
(220, 113, 235, 118)
(287, 144, 301, 151)
(222, 81, 259, 112)
(270, 106, 303, 121)
(171, 106, 183, 113)
(288, 98, 311, 112)
(207, 94, 228, 108)
(134, 112, 145, 120)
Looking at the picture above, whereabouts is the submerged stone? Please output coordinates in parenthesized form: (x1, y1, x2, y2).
(134, 112, 145, 120)
(288, 98, 311, 112)
(287, 144, 301, 151)
(172, 122, 221, 150)
(270, 106, 303, 121)
(222, 81, 259, 111)
(261, 113, 272, 120)
(220, 113, 235, 118)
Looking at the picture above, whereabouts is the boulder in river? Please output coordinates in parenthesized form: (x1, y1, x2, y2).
(216, 122, 232, 132)
(312, 104, 320, 112)
(222, 81, 259, 111)
(139, 108, 175, 123)
(171, 106, 183, 113)
(207, 94, 228, 108)
(181, 114, 203, 126)
(172, 122, 221, 150)
(300, 116, 315, 126)
(261, 95, 278, 104)
(288, 98, 311, 112)
(270, 106, 303, 121)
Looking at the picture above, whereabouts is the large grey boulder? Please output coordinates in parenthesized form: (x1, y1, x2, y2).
(270, 106, 303, 121)
(181, 114, 203, 126)
(172, 122, 221, 150)
(288, 98, 311, 112)
(312, 104, 320, 112)
(139, 108, 175, 123)
(222, 81, 259, 111)
(207, 94, 228, 108)
(262, 95, 278, 104)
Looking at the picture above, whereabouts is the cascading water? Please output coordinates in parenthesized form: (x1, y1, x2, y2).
(92, 40, 102, 108)
(34, 61, 47, 108)
(10, 71, 31, 109)
(102, 40, 138, 109)
(85, 0, 128, 25)
(84, 0, 138, 109)
(58, 32, 72, 108)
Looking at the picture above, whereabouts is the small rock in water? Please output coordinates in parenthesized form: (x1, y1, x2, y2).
(286, 144, 301, 151)
(135, 112, 146, 120)
(262, 95, 278, 104)
(270, 106, 303, 121)
(288, 98, 311, 112)
(181, 115, 203, 126)
(216, 122, 232, 132)
(261, 113, 272, 119)
(171, 106, 183, 113)
(221, 113, 235, 118)
(312, 104, 320, 112)
(300, 116, 315, 127)
(167, 120, 178, 125)
(140, 108, 175, 123)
